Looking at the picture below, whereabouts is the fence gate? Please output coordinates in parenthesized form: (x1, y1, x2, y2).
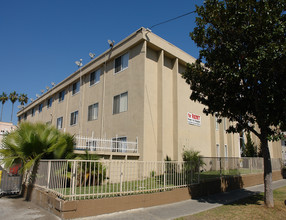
(0, 164, 22, 196)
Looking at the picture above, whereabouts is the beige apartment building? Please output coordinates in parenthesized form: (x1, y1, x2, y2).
(0, 121, 16, 154)
(17, 27, 281, 161)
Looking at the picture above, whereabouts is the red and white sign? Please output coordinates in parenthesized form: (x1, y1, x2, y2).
(187, 112, 201, 126)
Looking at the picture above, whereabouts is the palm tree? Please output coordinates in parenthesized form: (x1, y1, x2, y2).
(0, 122, 75, 200)
(18, 93, 28, 106)
(0, 92, 8, 121)
(9, 91, 18, 122)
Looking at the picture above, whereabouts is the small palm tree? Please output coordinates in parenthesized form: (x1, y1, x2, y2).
(18, 93, 28, 106)
(0, 92, 8, 121)
(0, 122, 75, 200)
(9, 91, 18, 122)
(182, 149, 205, 173)
(73, 151, 106, 186)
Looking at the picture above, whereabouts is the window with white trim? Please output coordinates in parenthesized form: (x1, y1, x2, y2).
(113, 92, 128, 114)
(225, 144, 228, 158)
(72, 81, 80, 95)
(31, 108, 35, 117)
(57, 117, 63, 129)
(215, 116, 219, 130)
(70, 111, 78, 126)
(114, 53, 129, 73)
(90, 69, 100, 86)
(112, 137, 127, 152)
(88, 103, 98, 121)
(216, 144, 220, 157)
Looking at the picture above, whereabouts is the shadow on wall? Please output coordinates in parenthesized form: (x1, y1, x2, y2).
(187, 175, 244, 199)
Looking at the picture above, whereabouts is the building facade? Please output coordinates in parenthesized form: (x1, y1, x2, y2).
(17, 27, 281, 161)
(0, 122, 15, 145)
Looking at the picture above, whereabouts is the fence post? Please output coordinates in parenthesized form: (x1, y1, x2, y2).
(197, 160, 200, 184)
(136, 137, 138, 153)
(163, 162, 166, 191)
(191, 161, 193, 184)
(71, 161, 76, 200)
(46, 161, 51, 189)
(219, 157, 222, 176)
(120, 162, 123, 196)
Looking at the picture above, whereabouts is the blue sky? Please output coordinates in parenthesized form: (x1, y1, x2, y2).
(0, 0, 203, 124)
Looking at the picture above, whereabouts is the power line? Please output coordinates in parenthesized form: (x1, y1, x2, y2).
(149, 10, 196, 29)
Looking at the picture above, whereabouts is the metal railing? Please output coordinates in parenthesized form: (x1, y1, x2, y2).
(33, 157, 283, 201)
(200, 157, 282, 181)
(34, 160, 196, 200)
(75, 136, 138, 154)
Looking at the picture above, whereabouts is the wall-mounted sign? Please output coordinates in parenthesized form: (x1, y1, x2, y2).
(187, 112, 201, 126)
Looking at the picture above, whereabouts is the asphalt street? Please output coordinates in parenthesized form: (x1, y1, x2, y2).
(1, 179, 286, 220)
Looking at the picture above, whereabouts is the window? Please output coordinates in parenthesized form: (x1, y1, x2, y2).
(114, 53, 129, 73)
(112, 137, 127, 152)
(223, 118, 226, 131)
(216, 144, 220, 157)
(24, 113, 27, 121)
(90, 69, 100, 86)
(113, 92, 128, 114)
(72, 81, 80, 95)
(31, 108, 35, 117)
(47, 97, 53, 108)
(215, 116, 219, 130)
(57, 117, 63, 129)
(39, 103, 43, 113)
(86, 140, 97, 151)
(88, 103, 98, 121)
(59, 90, 65, 102)
(70, 111, 78, 126)
(225, 145, 228, 158)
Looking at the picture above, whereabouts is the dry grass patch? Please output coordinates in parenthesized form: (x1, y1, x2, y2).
(182, 186, 286, 220)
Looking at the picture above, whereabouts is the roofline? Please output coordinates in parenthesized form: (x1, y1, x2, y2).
(17, 27, 146, 115)
(17, 27, 196, 116)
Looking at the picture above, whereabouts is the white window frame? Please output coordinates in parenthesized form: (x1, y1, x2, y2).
(215, 116, 219, 130)
(224, 144, 228, 158)
(216, 144, 220, 157)
(90, 69, 100, 86)
(112, 136, 127, 153)
(72, 81, 80, 95)
(57, 117, 63, 129)
(113, 92, 128, 114)
(59, 90, 65, 102)
(88, 103, 98, 121)
(70, 111, 78, 126)
(31, 108, 35, 117)
(114, 52, 129, 74)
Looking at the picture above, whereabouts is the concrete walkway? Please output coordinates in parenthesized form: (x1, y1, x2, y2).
(0, 195, 60, 220)
(84, 179, 286, 220)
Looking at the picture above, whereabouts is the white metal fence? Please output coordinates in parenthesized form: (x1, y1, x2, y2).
(75, 136, 138, 153)
(34, 160, 194, 200)
(33, 157, 283, 201)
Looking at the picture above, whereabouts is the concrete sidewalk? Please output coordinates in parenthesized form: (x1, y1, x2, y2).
(86, 179, 286, 220)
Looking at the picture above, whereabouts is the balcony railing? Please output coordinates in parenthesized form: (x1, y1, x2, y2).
(75, 136, 138, 154)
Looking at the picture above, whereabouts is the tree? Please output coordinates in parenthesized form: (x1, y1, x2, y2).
(182, 149, 205, 173)
(0, 122, 75, 200)
(0, 92, 8, 121)
(183, 0, 286, 207)
(18, 93, 28, 106)
(9, 91, 18, 122)
(242, 132, 258, 157)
